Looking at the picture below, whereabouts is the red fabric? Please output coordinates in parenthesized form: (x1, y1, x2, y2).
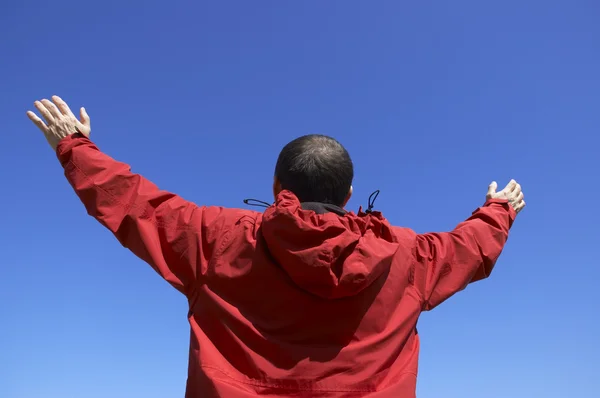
(57, 134, 516, 398)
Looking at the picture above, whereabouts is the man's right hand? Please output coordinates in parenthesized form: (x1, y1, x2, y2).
(487, 180, 526, 213)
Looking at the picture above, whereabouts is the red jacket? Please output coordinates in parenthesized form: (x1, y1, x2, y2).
(57, 134, 516, 398)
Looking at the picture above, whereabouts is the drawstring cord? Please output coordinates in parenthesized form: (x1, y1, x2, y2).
(242, 198, 272, 208)
(243, 190, 381, 212)
(365, 190, 380, 214)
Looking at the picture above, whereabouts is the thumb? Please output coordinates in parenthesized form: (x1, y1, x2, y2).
(79, 107, 91, 128)
(487, 181, 497, 196)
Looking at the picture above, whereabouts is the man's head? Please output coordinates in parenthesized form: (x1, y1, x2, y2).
(274, 134, 354, 207)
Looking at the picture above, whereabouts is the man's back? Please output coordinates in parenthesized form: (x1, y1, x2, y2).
(183, 192, 419, 396)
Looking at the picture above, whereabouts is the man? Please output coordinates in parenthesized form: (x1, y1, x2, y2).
(27, 96, 525, 398)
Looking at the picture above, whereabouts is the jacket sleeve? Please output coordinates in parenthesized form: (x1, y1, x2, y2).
(413, 199, 516, 310)
(56, 134, 221, 296)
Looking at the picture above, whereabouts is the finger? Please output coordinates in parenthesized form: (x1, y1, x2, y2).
(79, 107, 91, 128)
(515, 200, 526, 213)
(515, 191, 524, 202)
(34, 101, 55, 124)
(41, 98, 62, 119)
(52, 95, 75, 118)
(26, 111, 49, 134)
(503, 179, 517, 193)
(487, 181, 498, 196)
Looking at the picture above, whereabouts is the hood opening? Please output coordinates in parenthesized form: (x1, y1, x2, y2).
(300, 202, 347, 216)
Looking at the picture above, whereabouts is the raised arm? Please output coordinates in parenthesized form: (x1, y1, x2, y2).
(413, 180, 525, 310)
(27, 96, 221, 296)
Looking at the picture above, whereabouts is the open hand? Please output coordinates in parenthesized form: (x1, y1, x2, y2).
(27, 95, 91, 151)
(487, 179, 526, 214)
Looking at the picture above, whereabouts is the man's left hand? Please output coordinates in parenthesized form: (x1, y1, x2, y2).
(27, 95, 91, 151)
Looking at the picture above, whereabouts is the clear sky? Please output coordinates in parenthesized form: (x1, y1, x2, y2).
(1, 1, 598, 397)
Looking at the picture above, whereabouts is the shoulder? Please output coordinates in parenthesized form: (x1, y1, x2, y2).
(390, 225, 418, 241)
(197, 206, 262, 227)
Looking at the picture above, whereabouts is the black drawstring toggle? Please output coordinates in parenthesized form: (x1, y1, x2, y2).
(243, 198, 272, 208)
(365, 190, 380, 214)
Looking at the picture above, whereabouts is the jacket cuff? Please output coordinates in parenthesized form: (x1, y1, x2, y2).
(55, 133, 92, 166)
(482, 198, 517, 221)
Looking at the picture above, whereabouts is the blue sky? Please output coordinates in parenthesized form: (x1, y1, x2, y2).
(1, 1, 598, 397)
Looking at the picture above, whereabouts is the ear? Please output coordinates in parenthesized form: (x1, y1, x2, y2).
(342, 185, 353, 207)
(273, 176, 282, 200)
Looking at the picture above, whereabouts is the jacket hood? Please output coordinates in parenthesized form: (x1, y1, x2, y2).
(261, 190, 398, 299)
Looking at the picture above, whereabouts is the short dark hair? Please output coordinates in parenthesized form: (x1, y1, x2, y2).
(274, 134, 354, 206)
